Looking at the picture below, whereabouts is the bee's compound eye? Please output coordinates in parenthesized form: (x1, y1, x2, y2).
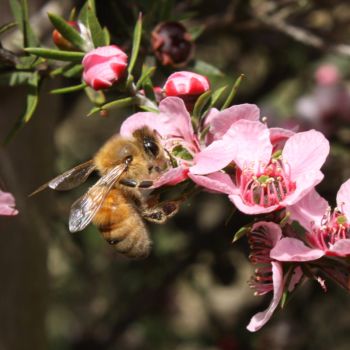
(144, 138, 159, 157)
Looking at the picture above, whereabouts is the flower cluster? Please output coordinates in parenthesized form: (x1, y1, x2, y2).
(118, 89, 350, 331)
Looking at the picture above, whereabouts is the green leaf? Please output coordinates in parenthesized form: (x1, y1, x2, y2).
(0, 21, 16, 36)
(221, 74, 245, 109)
(193, 60, 224, 78)
(103, 27, 111, 45)
(192, 90, 211, 119)
(62, 64, 83, 78)
(87, 5, 108, 47)
(189, 25, 205, 40)
(4, 72, 40, 144)
(9, 0, 38, 47)
(85, 86, 106, 106)
(87, 97, 135, 116)
(136, 66, 156, 89)
(48, 13, 86, 51)
(128, 13, 143, 75)
(232, 225, 250, 243)
(139, 105, 159, 113)
(0, 71, 34, 86)
(25, 48, 84, 62)
(50, 83, 86, 94)
(211, 85, 227, 107)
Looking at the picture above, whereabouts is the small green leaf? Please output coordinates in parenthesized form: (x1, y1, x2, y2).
(193, 60, 224, 78)
(9, 0, 39, 47)
(4, 72, 40, 144)
(48, 13, 86, 51)
(143, 81, 156, 102)
(87, 6, 107, 47)
(128, 13, 143, 75)
(85, 87, 106, 105)
(136, 66, 156, 89)
(103, 27, 111, 45)
(232, 225, 250, 243)
(87, 97, 135, 116)
(221, 74, 245, 109)
(211, 85, 227, 107)
(192, 90, 211, 119)
(0, 21, 16, 36)
(25, 48, 84, 62)
(0, 71, 34, 86)
(139, 105, 159, 113)
(50, 83, 86, 94)
(189, 25, 205, 40)
(62, 64, 83, 78)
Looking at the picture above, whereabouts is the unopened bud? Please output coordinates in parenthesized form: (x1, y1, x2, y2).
(151, 21, 193, 67)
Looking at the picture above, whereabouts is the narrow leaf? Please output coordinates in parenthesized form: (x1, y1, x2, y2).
(48, 13, 85, 51)
(0, 21, 16, 36)
(192, 90, 212, 119)
(25, 48, 84, 62)
(87, 5, 107, 47)
(128, 14, 143, 75)
(87, 97, 135, 117)
(4, 72, 40, 144)
(221, 74, 245, 110)
(50, 83, 86, 94)
(211, 85, 227, 107)
(193, 60, 224, 78)
(232, 225, 250, 243)
(0, 71, 34, 86)
(85, 87, 106, 105)
(136, 66, 156, 89)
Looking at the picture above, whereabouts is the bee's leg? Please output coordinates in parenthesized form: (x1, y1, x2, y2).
(119, 178, 153, 188)
(141, 200, 180, 224)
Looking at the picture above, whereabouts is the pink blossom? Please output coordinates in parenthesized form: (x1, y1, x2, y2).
(0, 190, 18, 216)
(164, 71, 210, 96)
(82, 45, 128, 90)
(120, 97, 258, 192)
(224, 120, 329, 214)
(246, 222, 302, 332)
(315, 64, 341, 86)
(271, 179, 350, 261)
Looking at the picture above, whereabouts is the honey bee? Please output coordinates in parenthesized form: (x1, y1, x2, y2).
(31, 127, 180, 258)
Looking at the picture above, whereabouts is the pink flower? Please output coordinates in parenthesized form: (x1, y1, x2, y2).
(247, 221, 302, 332)
(223, 120, 329, 214)
(164, 71, 210, 111)
(0, 190, 18, 216)
(82, 45, 128, 90)
(164, 71, 210, 96)
(271, 179, 350, 261)
(315, 64, 341, 86)
(120, 97, 256, 192)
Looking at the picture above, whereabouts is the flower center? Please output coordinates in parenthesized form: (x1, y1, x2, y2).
(308, 209, 350, 252)
(237, 158, 296, 207)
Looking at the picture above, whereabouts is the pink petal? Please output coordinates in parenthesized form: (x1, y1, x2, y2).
(120, 112, 165, 137)
(287, 188, 329, 231)
(336, 178, 350, 220)
(188, 172, 235, 194)
(252, 221, 282, 246)
(228, 193, 279, 215)
(223, 120, 272, 173)
(282, 130, 330, 181)
(158, 97, 194, 143)
(153, 166, 189, 187)
(288, 266, 303, 292)
(0, 190, 18, 216)
(247, 262, 284, 332)
(190, 139, 235, 175)
(270, 237, 324, 261)
(282, 170, 324, 208)
(330, 239, 350, 257)
(269, 127, 295, 150)
(210, 104, 260, 139)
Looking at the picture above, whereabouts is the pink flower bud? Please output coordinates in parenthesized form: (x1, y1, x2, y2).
(82, 45, 128, 90)
(164, 71, 210, 111)
(315, 64, 341, 86)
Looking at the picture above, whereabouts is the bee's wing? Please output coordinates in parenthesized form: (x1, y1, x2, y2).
(69, 163, 128, 233)
(29, 160, 96, 196)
